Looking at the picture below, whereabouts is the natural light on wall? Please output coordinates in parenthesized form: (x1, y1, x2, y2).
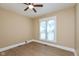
(39, 16, 56, 42)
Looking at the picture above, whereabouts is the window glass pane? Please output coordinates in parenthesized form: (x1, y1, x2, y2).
(40, 21, 46, 32)
(47, 32, 54, 41)
(47, 19, 55, 41)
(47, 20, 55, 32)
(40, 32, 46, 40)
(40, 20, 46, 39)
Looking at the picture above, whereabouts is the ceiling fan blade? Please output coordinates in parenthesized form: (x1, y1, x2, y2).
(24, 7, 29, 11)
(24, 3, 31, 5)
(24, 3, 29, 5)
(34, 5, 43, 7)
(33, 8, 37, 13)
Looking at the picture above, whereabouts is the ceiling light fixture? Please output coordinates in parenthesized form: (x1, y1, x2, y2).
(24, 3, 43, 13)
(29, 5, 34, 9)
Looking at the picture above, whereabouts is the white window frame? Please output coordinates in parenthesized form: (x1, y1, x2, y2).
(39, 16, 57, 43)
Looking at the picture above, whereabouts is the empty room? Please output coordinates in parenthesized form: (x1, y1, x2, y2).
(0, 3, 79, 56)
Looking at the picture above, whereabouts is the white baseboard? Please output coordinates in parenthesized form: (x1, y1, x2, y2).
(27, 40, 33, 43)
(0, 40, 33, 52)
(31, 40, 76, 56)
(0, 42, 26, 52)
(0, 39, 77, 56)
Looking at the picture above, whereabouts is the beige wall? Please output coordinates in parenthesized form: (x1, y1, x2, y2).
(76, 4, 79, 55)
(0, 7, 33, 48)
(33, 7, 75, 48)
(0, 6, 75, 50)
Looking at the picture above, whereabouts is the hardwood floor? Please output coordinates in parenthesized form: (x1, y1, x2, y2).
(0, 42, 74, 56)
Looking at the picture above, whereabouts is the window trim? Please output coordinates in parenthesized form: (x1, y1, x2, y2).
(39, 16, 57, 43)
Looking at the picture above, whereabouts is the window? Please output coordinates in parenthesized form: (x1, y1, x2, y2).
(40, 20, 46, 40)
(39, 16, 56, 42)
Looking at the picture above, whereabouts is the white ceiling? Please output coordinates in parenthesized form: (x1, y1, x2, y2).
(0, 3, 75, 18)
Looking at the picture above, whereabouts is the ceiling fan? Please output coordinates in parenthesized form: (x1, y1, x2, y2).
(24, 3, 43, 13)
